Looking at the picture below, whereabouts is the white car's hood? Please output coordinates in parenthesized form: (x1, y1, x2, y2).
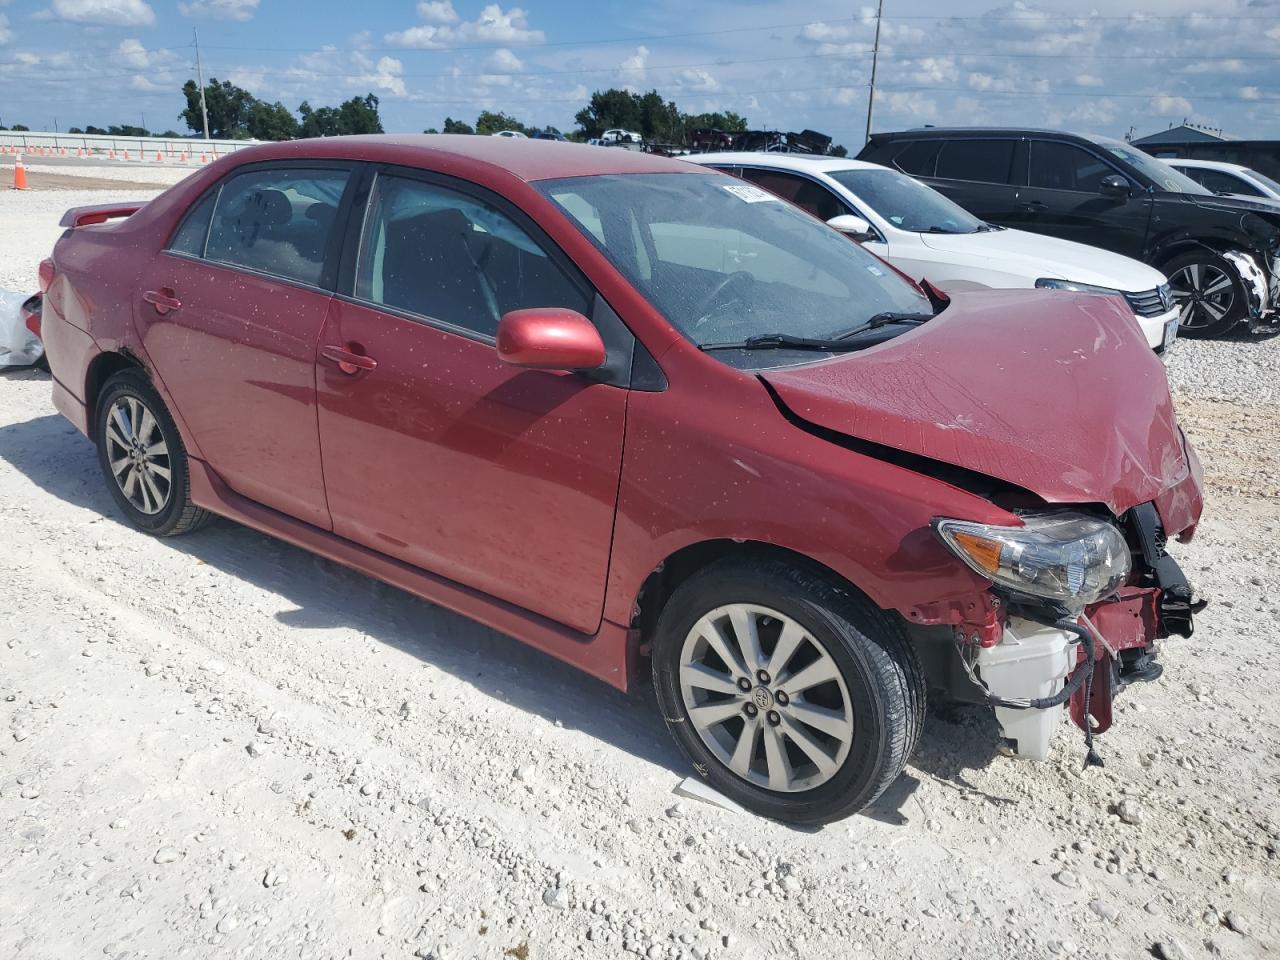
(918, 227, 1167, 292)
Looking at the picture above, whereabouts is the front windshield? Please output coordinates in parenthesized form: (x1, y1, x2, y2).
(538, 172, 932, 365)
(1096, 138, 1209, 195)
(828, 167, 986, 234)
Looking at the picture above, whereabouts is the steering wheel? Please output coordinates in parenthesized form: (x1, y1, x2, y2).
(692, 271, 756, 329)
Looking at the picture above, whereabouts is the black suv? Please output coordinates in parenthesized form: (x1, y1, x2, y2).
(859, 128, 1280, 337)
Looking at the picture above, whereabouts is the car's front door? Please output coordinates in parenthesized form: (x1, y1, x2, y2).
(135, 163, 355, 529)
(1011, 139, 1152, 257)
(315, 169, 628, 634)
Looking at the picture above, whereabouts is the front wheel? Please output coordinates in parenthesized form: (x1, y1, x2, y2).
(652, 558, 924, 825)
(1164, 251, 1247, 338)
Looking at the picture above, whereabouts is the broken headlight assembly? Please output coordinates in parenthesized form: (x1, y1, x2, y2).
(933, 512, 1131, 613)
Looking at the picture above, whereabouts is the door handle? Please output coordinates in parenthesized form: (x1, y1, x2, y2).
(1018, 201, 1046, 213)
(320, 343, 378, 375)
(143, 289, 182, 315)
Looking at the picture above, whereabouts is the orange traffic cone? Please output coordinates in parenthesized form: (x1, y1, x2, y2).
(200, 153, 208, 164)
(13, 154, 29, 190)
(123, 150, 130, 161)
(155, 151, 162, 162)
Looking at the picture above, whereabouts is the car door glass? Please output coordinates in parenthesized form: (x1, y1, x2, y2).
(738, 169, 850, 221)
(934, 140, 1015, 184)
(1029, 141, 1116, 193)
(204, 168, 349, 286)
(1190, 168, 1262, 196)
(355, 175, 591, 338)
(891, 140, 942, 177)
(168, 191, 217, 257)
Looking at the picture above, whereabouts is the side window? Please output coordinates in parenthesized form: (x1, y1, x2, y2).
(204, 168, 350, 287)
(892, 140, 942, 177)
(168, 191, 216, 257)
(737, 169, 850, 221)
(1191, 168, 1261, 196)
(1028, 141, 1116, 193)
(355, 175, 591, 338)
(935, 140, 1016, 184)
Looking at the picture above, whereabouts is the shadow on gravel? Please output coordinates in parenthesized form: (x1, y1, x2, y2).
(1, 409, 1007, 825)
(0, 411, 684, 778)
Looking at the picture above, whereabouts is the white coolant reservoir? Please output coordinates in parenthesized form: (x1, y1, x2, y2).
(974, 618, 1074, 761)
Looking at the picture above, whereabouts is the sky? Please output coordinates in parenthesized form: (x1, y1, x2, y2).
(1, 0, 1278, 147)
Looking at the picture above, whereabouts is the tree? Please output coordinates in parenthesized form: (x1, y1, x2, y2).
(337, 94, 383, 135)
(181, 78, 255, 139)
(574, 88, 643, 138)
(475, 110, 529, 136)
(248, 100, 300, 141)
(441, 116, 474, 134)
(829, 143, 849, 158)
(422, 127, 439, 134)
(298, 101, 339, 138)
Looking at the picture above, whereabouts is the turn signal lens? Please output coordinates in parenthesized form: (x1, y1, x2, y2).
(934, 512, 1131, 612)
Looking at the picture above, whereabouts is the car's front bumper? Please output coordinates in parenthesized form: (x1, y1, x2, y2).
(1138, 306, 1180, 355)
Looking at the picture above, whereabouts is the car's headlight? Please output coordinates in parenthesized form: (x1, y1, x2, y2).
(933, 512, 1131, 612)
(1035, 278, 1121, 296)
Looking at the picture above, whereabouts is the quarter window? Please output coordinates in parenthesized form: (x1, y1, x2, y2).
(355, 175, 590, 338)
(204, 168, 350, 287)
(168, 191, 216, 257)
(1028, 141, 1116, 193)
(934, 140, 1016, 184)
(891, 140, 942, 177)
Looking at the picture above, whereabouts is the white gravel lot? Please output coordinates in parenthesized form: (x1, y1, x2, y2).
(1, 178, 1277, 960)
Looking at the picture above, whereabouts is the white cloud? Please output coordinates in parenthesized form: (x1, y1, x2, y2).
(417, 0, 457, 23)
(1075, 74, 1104, 87)
(0, 13, 11, 44)
(49, 0, 154, 25)
(676, 68, 719, 93)
(385, 4, 544, 49)
(620, 45, 649, 75)
(1150, 94, 1194, 115)
(115, 37, 149, 67)
(485, 47, 523, 73)
(179, 0, 259, 21)
(1239, 86, 1261, 100)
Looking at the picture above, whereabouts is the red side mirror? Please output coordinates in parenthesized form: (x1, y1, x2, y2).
(496, 308, 606, 371)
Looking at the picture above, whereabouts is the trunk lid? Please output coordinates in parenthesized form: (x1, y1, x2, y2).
(760, 288, 1187, 515)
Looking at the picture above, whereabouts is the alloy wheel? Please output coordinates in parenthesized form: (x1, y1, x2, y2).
(678, 603, 854, 793)
(1169, 262, 1235, 331)
(104, 396, 172, 515)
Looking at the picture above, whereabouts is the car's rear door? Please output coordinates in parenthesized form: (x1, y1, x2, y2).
(135, 162, 358, 529)
(314, 167, 628, 634)
(1014, 139, 1151, 257)
(920, 137, 1023, 223)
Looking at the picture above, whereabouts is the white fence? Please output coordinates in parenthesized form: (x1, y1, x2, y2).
(0, 130, 258, 161)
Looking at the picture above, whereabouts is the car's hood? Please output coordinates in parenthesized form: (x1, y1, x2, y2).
(918, 228, 1167, 291)
(760, 289, 1186, 515)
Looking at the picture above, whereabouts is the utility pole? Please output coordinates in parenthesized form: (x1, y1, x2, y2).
(194, 28, 211, 141)
(864, 0, 885, 146)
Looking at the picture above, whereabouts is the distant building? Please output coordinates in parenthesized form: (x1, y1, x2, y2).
(1132, 123, 1235, 145)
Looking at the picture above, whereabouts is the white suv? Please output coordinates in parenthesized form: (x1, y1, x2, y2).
(1165, 159, 1280, 205)
(686, 152, 1180, 353)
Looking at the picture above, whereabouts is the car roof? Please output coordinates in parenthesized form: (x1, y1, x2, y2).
(687, 152, 883, 174)
(219, 134, 694, 183)
(1165, 158, 1250, 173)
(870, 127, 1096, 141)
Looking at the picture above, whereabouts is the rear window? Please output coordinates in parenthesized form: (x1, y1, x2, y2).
(204, 168, 350, 287)
(934, 140, 1016, 184)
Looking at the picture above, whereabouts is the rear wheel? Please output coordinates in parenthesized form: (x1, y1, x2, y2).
(1164, 250, 1247, 338)
(652, 557, 924, 825)
(95, 369, 210, 537)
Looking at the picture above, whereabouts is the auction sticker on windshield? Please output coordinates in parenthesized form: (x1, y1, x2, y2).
(722, 184, 779, 203)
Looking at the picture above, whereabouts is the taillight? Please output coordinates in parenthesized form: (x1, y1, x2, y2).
(23, 302, 41, 340)
(38, 257, 55, 293)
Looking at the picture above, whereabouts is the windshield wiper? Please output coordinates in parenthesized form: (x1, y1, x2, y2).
(699, 333, 874, 353)
(835, 311, 933, 340)
(925, 225, 964, 234)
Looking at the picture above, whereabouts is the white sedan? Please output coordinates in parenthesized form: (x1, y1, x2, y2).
(685, 153, 1180, 353)
(1165, 158, 1280, 205)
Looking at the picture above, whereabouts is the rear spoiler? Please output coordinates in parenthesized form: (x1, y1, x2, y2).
(59, 202, 145, 228)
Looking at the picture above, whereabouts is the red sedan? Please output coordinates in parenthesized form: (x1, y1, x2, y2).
(39, 136, 1204, 823)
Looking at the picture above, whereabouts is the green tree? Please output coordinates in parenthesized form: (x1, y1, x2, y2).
(829, 143, 849, 158)
(336, 94, 383, 135)
(248, 100, 300, 141)
(475, 110, 529, 136)
(574, 88, 643, 138)
(181, 78, 256, 139)
(441, 116, 475, 134)
(298, 101, 340, 138)
(422, 127, 439, 134)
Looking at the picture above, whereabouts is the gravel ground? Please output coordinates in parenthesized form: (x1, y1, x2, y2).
(2, 177, 1277, 960)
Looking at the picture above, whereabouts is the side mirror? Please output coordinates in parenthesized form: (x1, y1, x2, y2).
(826, 214, 876, 242)
(1100, 174, 1130, 199)
(496, 308, 606, 371)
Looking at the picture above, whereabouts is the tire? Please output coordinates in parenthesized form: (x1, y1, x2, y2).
(652, 557, 925, 825)
(94, 368, 211, 537)
(1163, 250, 1247, 338)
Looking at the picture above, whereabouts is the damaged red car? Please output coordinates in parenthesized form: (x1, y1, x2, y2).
(39, 137, 1204, 824)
